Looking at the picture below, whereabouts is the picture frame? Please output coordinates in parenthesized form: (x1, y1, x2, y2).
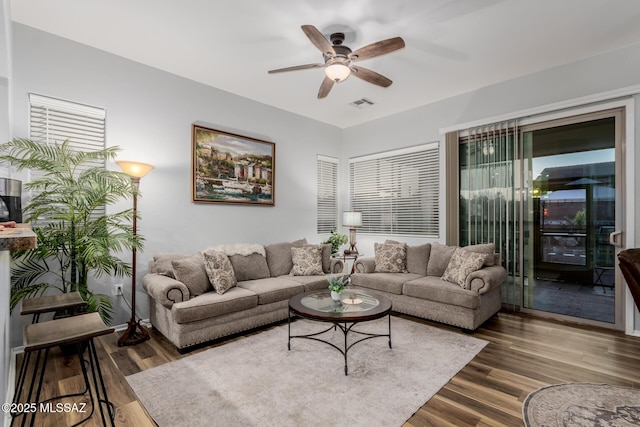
(192, 124, 275, 205)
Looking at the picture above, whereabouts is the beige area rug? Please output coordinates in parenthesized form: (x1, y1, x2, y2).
(126, 316, 487, 427)
(523, 383, 640, 427)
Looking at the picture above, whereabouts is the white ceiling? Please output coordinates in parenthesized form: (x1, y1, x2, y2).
(10, 0, 640, 128)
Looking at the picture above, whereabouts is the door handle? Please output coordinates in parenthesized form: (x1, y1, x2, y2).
(609, 230, 623, 247)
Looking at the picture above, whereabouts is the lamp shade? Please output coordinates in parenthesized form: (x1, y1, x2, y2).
(343, 211, 362, 227)
(116, 160, 155, 178)
(325, 63, 351, 82)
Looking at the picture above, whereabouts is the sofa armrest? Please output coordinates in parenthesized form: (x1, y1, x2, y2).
(330, 258, 344, 274)
(466, 265, 508, 294)
(142, 273, 190, 308)
(353, 258, 376, 274)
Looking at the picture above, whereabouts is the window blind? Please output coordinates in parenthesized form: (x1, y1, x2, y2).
(28, 94, 107, 219)
(349, 143, 439, 237)
(317, 155, 339, 234)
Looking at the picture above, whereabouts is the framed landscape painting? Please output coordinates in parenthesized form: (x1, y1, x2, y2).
(192, 124, 275, 205)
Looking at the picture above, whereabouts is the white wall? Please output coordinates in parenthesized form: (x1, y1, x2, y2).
(8, 23, 343, 346)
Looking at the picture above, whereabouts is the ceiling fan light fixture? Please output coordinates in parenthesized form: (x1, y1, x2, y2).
(325, 63, 351, 82)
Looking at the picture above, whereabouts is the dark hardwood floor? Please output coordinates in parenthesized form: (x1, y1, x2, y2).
(10, 311, 640, 426)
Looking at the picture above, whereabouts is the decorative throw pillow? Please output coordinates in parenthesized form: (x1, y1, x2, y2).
(171, 254, 212, 296)
(374, 242, 407, 273)
(441, 247, 488, 289)
(202, 250, 237, 295)
(290, 245, 324, 276)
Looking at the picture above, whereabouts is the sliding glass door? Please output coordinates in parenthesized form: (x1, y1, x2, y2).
(458, 109, 625, 329)
(520, 111, 623, 326)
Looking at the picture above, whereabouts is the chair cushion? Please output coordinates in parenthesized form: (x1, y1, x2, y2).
(202, 250, 237, 295)
(290, 245, 324, 276)
(171, 287, 258, 324)
(237, 277, 304, 305)
(171, 254, 212, 296)
(403, 277, 481, 309)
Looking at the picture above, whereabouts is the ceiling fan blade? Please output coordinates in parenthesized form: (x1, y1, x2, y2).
(350, 37, 405, 62)
(350, 66, 393, 87)
(268, 63, 324, 74)
(301, 25, 336, 57)
(317, 77, 335, 99)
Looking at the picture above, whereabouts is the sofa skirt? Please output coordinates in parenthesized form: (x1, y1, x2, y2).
(149, 298, 289, 350)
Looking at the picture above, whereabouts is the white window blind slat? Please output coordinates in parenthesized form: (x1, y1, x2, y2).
(28, 94, 107, 221)
(349, 144, 440, 237)
(317, 155, 339, 234)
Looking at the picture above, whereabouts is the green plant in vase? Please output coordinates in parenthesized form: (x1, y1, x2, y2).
(322, 229, 348, 256)
(0, 138, 142, 323)
(327, 275, 347, 301)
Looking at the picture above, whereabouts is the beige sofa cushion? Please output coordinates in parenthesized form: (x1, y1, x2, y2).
(407, 243, 431, 275)
(427, 243, 457, 276)
(229, 253, 271, 281)
(171, 254, 212, 296)
(152, 253, 191, 278)
(171, 287, 258, 324)
(265, 239, 308, 277)
(320, 243, 333, 274)
(385, 240, 431, 275)
(237, 277, 304, 305)
(287, 275, 330, 292)
(403, 276, 481, 309)
(351, 272, 423, 295)
(464, 243, 496, 267)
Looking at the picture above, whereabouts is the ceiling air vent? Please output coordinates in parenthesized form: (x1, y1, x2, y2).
(349, 98, 375, 109)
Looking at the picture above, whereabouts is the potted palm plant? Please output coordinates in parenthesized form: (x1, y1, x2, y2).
(0, 138, 142, 323)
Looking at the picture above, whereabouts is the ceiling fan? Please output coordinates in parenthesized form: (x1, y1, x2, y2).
(268, 25, 405, 99)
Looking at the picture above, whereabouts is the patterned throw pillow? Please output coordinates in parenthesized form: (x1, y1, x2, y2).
(202, 250, 237, 295)
(290, 245, 324, 276)
(441, 247, 488, 289)
(374, 242, 407, 273)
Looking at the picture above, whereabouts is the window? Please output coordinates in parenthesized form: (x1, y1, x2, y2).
(29, 93, 107, 217)
(349, 143, 439, 237)
(317, 155, 338, 234)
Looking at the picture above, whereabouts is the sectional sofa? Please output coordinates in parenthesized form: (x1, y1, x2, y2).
(143, 239, 506, 351)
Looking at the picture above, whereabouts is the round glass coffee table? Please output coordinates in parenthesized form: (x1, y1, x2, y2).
(288, 289, 392, 375)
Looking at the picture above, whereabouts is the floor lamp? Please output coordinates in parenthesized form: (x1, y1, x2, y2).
(116, 160, 155, 347)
